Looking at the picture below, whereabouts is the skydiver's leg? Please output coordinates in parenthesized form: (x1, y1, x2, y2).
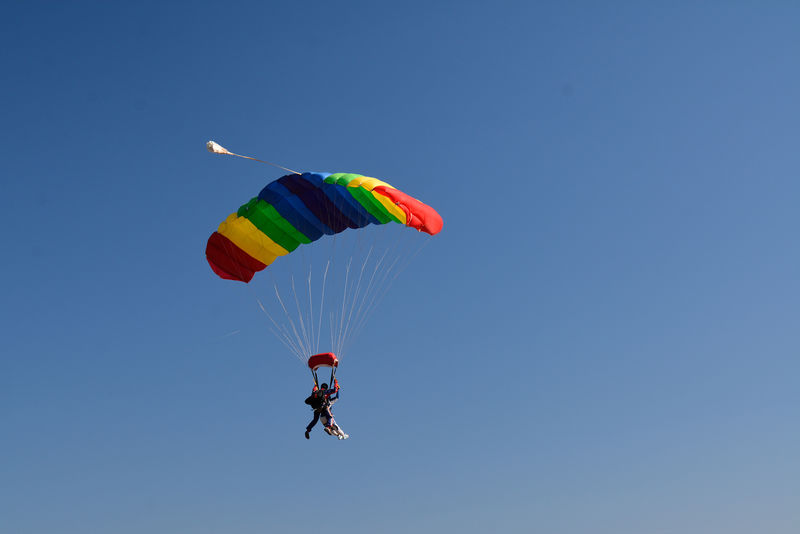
(322, 408, 344, 437)
(322, 415, 333, 435)
(321, 407, 333, 428)
(330, 417, 346, 439)
(306, 411, 320, 432)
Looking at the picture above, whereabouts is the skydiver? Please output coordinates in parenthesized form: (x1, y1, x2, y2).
(320, 384, 347, 439)
(304, 380, 342, 439)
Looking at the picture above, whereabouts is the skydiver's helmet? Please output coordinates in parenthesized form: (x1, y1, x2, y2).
(320, 383, 329, 390)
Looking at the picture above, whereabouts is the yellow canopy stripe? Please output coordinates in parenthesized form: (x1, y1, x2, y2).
(217, 213, 289, 266)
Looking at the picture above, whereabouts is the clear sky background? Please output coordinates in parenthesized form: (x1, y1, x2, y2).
(2, 2, 800, 533)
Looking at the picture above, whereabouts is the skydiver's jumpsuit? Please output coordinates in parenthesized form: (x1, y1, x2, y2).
(305, 388, 339, 433)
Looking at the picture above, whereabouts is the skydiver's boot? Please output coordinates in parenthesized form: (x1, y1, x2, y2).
(305, 430, 310, 439)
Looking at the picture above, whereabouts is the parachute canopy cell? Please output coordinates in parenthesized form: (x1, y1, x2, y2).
(206, 172, 443, 282)
(308, 352, 339, 371)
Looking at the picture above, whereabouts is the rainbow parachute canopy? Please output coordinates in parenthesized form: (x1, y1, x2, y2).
(206, 172, 443, 282)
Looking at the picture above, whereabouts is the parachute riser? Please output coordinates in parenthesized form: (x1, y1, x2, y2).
(311, 369, 320, 389)
(310, 367, 335, 388)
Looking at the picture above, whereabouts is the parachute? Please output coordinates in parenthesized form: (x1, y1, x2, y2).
(206, 142, 443, 365)
(206, 172, 443, 283)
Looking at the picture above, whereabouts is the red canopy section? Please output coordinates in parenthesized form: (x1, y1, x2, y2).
(307, 352, 339, 371)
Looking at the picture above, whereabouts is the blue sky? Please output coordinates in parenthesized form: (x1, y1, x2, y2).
(2, 2, 800, 533)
